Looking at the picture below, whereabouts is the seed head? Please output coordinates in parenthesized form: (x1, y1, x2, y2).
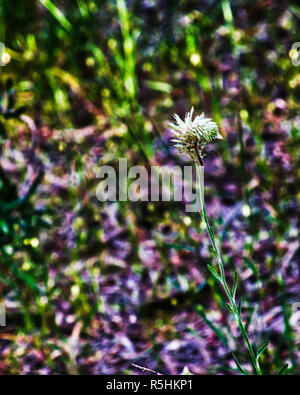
(169, 107, 222, 163)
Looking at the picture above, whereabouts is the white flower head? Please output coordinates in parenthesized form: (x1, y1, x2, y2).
(169, 107, 222, 163)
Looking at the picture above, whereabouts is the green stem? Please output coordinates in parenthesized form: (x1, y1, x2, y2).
(196, 162, 261, 375)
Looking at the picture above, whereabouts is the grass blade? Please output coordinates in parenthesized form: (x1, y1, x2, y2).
(232, 270, 238, 300)
(232, 353, 249, 375)
(207, 264, 221, 283)
(256, 340, 270, 359)
(238, 298, 243, 315)
(277, 363, 289, 375)
(39, 0, 72, 31)
(225, 303, 234, 314)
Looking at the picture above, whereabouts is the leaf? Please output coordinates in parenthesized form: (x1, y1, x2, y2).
(143, 80, 172, 93)
(208, 245, 219, 259)
(207, 264, 221, 283)
(277, 363, 289, 375)
(39, 0, 72, 31)
(238, 298, 243, 315)
(232, 270, 238, 300)
(232, 353, 249, 375)
(245, 306, 255, 332)
(0, 219, 9, 234)
(225, 303, 234, 314)
(256, 340, 270, 359)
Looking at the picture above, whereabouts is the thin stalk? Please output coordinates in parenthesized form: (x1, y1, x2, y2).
(196, 158, 261, 375)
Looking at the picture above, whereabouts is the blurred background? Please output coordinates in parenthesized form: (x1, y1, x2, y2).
(0, 0, 299, 374)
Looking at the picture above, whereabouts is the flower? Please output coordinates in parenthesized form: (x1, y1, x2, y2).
(169, 107, 222, 163)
